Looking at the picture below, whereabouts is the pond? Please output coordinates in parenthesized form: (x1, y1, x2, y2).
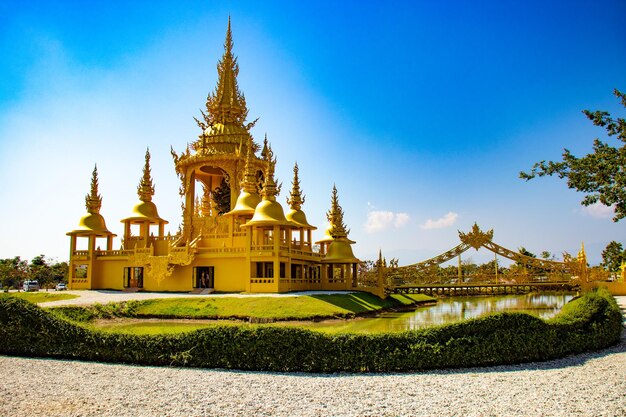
(92, 293, 574, 335)
(296, 293, 575, 333)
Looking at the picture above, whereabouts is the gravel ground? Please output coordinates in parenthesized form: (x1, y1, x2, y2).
(0, 296, 623, 416)
(0, 333, 625, 416)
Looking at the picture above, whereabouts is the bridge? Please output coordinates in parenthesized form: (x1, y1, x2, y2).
(391, 281, 579, 296)
(358, 223, 586, 296)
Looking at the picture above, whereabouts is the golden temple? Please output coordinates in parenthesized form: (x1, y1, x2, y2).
(67, 19, 360, 293)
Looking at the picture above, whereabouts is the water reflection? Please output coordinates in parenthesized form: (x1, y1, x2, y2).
(301, 293, 574, 333)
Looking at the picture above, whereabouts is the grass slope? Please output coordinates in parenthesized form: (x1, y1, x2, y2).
(132, 293, 433, 319)
(3, 292, 78, 303)
(52, 292, 434, 322)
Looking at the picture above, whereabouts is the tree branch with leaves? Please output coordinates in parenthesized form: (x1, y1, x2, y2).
(520, 89, 626, 222)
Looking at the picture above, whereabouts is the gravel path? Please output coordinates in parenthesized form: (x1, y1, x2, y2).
(0, 333, 624, 416)
(0, 296, 623, 416)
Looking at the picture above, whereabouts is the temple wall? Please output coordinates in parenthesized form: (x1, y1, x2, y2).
(91, 259, 128, 290)
(145, 265, 193, 292)
(210, 258, 248, 292)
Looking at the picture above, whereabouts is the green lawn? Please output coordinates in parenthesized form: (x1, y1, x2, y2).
(2, 292, 78, 303)
(131, 292, 434, 320)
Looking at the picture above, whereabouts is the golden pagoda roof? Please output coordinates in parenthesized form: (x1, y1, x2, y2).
(242, 145, 294, 227)
(315, 223, 335, 244)
(228, 190, 262, 217)
(67, 165, 115, 236)
(226, 136, 261, 217)
(286, 209, 316, 229)
(285, 162, 316, 229)
(322, 238, 359, 263)
(121, 149, 168, 224)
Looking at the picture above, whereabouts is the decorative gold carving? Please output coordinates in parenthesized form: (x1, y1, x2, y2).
(192, 213, 229, 235)
(128, 245, 196, 288)
(396, 224, 574, 287)
(458, 223, 494, 250)
(200, 185, 213, 217)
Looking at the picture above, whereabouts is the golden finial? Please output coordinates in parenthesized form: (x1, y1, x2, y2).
(261, 145, 280, 201)
(240, 136, 258, 193)
(137, 148, 155, 202)
(327, 185, 349, 238)
(85, 164, 102, 214)
(577, 241, 587, 263)
(201, 18, 249, 127)
(261, 134, 270, 161)
(287, 162, 305, 210)
(225, 16, 233, 55)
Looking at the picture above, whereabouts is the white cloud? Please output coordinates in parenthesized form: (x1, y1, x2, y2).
(581, 202, 615, 219)
(394, 212, 410, 228)
(420, 212, 458, 230)
(365, 210, 410, 233)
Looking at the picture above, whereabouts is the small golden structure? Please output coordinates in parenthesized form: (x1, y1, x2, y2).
(66, 19, 363, 294)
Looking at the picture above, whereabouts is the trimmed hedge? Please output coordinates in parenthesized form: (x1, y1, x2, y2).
(0, 289, 622, 372)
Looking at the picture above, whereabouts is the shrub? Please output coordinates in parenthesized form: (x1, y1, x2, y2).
(0, 289, 621, 372)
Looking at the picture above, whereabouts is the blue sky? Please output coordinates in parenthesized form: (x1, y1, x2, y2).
(1, 0, 625, 265)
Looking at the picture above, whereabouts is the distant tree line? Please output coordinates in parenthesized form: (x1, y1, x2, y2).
(0, 255, 68, 290)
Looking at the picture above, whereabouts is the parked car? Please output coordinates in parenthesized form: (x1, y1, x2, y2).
(55, 283, 67, 291)
(22, 280, 40, 292)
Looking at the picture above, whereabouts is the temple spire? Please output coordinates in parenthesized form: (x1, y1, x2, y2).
(261, 134, 270, 161)
(202, 17, 249, 127)
(261, 145, 280, 201)
(137, 148, 155, 202)
(577, 241, 587, 264)
(327, 185, 349, 238)
(85, 165, 102, 214)
(287, 162, 305, 210)
(240, 136, 258, 194)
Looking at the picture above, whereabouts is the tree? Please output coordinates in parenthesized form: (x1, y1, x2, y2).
(0, 257, 28, 289)
(30, 255, 53, 289)
(520, 89, 626, 222)
(540, 251, 554, 260)
(517, 247, 536, 260)
(211, 177, 231, 215)
(601, 241, 625, 273)
(50, 261, 69, 283)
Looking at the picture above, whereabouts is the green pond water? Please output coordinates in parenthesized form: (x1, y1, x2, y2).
(94, 293, 574, 334)
(296, 293, 575, 333)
